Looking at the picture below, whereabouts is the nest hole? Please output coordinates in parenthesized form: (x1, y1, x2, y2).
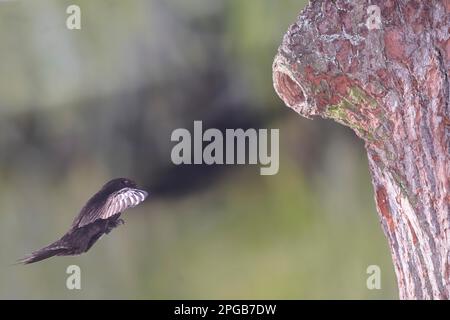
(274, 71, 305, 107)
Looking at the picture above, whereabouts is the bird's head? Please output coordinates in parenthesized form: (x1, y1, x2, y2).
(101, 178, 139, 193)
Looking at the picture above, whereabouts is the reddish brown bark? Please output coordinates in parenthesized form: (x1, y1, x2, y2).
(273, 0, 449, 299)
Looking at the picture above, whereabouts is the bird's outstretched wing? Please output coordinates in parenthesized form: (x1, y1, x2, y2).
(76, 188, 148, 228)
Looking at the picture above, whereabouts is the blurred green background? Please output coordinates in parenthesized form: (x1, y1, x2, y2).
(0, 0, 397, 299)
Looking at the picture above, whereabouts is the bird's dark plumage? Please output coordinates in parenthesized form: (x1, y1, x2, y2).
(19, 178, 148, 264)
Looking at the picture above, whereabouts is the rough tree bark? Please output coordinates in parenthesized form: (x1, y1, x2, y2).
(273, 0, 449, 299)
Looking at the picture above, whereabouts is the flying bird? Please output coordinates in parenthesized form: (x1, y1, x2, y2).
(19, 178, 148, 264)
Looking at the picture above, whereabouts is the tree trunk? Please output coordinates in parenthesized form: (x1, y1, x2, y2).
(273, 0, 449, 299)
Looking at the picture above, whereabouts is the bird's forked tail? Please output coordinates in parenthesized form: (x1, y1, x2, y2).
(18, 241, 67, 264)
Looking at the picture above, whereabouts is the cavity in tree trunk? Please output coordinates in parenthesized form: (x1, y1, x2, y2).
(273, 0, 449, 299)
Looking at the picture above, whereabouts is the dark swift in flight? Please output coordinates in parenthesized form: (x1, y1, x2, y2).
(19, 178, 148, 264)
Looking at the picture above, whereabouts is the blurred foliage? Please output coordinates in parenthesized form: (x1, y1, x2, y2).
(0, 0, 396, 299)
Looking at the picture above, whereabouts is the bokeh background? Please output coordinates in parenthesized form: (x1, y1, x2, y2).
(0, 0, 397, 299)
